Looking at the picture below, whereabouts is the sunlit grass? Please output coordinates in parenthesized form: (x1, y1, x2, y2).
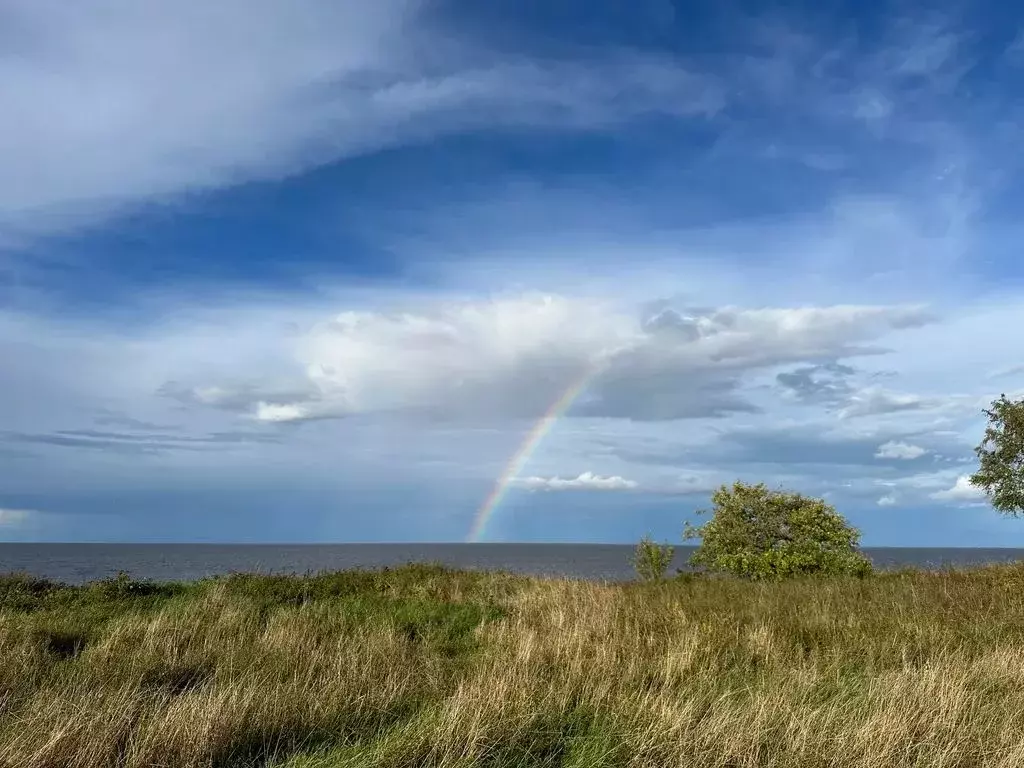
(2, 561, 1024, 766)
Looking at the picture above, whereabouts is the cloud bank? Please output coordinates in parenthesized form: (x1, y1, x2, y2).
(151, 295, 935, 424)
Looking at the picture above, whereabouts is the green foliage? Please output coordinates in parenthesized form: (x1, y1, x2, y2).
(683, 481, 873, 581)
(970, 393, 1024, 516)
(0, 570, 187, 614)
(631, 536, 675, 582)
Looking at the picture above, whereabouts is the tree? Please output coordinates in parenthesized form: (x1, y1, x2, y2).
(631, 535, 675, 582)
(970, 394, 1024, 515)
(683, 481, 872, 580)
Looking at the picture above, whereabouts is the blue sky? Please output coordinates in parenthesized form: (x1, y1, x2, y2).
(3, 0, 1024, 545)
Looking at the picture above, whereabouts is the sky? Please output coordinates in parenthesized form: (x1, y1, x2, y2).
(3, 0, 1024, 545)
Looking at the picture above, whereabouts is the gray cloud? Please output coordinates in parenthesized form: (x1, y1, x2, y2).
(838, 387, 935, 418)
(92, 410, 183, 432)
(776, 361, 857, 406)
(640, 308, 706, 342)
(612, 422, 959, 475)
(579, 354, 760, 421)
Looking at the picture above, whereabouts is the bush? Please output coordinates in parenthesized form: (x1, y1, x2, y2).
(631, 536, 675, 582)
(684, 482, 873, 581)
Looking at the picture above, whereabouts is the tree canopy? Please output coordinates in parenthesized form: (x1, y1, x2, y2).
(970, 394, 1024, 516)
(684, 481, 872, 580)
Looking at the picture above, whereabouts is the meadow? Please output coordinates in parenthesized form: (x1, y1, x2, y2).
(2, 562, 1024, 767)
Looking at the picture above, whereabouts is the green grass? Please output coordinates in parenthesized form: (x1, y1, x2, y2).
(2, 561, 1024, 766)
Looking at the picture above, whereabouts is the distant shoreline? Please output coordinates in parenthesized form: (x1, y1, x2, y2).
(2, 542, 1024, 587)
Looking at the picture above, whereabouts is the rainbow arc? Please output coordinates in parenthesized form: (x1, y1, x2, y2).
(467, 364, 600, 542)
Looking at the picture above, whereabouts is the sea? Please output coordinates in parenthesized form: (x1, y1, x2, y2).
(1, 544, 1024, 584)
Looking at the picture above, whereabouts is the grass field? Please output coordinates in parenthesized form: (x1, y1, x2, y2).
(2, 561, 1024, 767)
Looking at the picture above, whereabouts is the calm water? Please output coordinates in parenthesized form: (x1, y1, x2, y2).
(1, 544, 1024, 584)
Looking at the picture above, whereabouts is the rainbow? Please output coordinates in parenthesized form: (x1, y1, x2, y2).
(467, 366, 597, 542)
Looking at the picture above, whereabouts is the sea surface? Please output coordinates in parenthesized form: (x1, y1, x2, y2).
(1, 544, 1024, 584)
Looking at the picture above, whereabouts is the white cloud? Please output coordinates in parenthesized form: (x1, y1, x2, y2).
(514, 472, 638, 491)
(875, 440, 928, 460)
(930, 475, 988, 505)
(877, 494, 897, 507)
(0, 0, 720, 243)
(0, 508, 33, 527)
(183, 295, 933, 424)
(254, 402, 312, 424)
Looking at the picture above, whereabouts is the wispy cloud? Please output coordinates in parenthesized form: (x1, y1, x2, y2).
(1005, 29, 1024, 63)
(840, 388, 936, 419)
(0, 0, 718, 246)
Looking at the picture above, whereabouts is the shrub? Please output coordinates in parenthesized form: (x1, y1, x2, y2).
(683, 481, 873, 581)
(631, 536, 675, 582)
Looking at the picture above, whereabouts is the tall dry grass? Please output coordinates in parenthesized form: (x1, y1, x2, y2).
(1, 562, 1024, 767)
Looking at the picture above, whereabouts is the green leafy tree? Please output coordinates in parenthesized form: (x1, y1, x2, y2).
(631, 535, 675, 582)
(683, 481, 872, 580)
(970, 394, 1024, 515)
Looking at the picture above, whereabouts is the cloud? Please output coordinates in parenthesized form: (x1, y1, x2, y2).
(159, 295, 933, 424)
(0, 508, 33, 527)
(989, 364, 1024, 380)
(92, 410, 181, 432)
(875, 440, 928, 460)
(877, 494, 897, 507)
(839, 387, 935, 419)
(776, 362, 857, 406)
(513, 472, 638, 491)
(2, 429, 280, 454)
(930, 476, 988, 505)
(891, 28, 959, 77)
(1006, 30, 1024, 64)
(0, 0, 721, 244)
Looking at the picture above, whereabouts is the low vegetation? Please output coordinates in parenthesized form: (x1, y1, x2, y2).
(629, 536, 675, 582)
(3, 559, 1024, 767)
(682, 481, 873, 580)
